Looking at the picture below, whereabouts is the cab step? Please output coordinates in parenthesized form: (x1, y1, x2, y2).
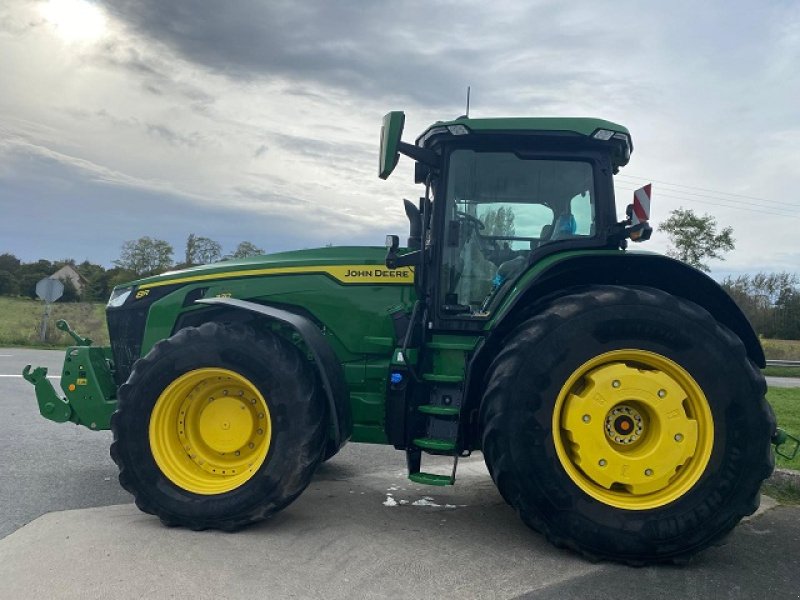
(406, 449, 459, 486)
(413, 437, 456, 452)
(421, 373, 463, 383)
(408, 472, 453, 486)
(417, 404, 460, 416)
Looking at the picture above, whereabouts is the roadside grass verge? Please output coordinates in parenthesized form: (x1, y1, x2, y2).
(764, 366, 800, 378)
(762, 338, 800, 361)
(768, 388, 800, 471)
(762, 479, 800, 505)
(0, 297, 108, 347)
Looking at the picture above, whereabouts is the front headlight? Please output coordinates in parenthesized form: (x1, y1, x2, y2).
(107, 287, 133, 308)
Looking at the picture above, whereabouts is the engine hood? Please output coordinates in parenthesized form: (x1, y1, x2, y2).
(122, 246, 402, 291)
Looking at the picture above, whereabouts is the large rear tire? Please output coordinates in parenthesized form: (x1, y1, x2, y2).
(110, 322, 325, 530)
(480, 286, 774, 564)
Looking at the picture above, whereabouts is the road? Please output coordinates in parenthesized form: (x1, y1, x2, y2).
(1, 348, 800, 599)
(767, 376, 800, 388)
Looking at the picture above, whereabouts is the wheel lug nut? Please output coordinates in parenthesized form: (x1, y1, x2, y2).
(612, 380, 620, 388)
(258, 413, 264, 419)
(674, 433, 684, 442)
(235, 451, 240, 456)
(223, 389, 229, 396)
(249, 443, 255, 449)
(582, 415, 591, 423)
(208, 397, 214, 403)
(645, 469, 653, 476)
(658, 389, 667, 398)
(250, 398, 256, 405)
(257, 429, 263, 435)
(599, 459, 607, 467)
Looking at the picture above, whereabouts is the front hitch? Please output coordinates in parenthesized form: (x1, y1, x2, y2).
(773, 428, 800, 461)
(23, 324, 118, 430)
(56, 319, 92, 346)
(22, 365, 72, 423)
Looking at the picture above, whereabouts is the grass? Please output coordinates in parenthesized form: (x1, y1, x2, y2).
(762, 338, 800, 361)
(0, 297, 108, 347)
(764, 366, 800, 378)
(762, 479, 800, 504)
(767, 388, 800, 470)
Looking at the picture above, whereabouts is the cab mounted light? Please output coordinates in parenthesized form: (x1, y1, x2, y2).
(592, 129, 615, 140)
(447, 124, 470, 135)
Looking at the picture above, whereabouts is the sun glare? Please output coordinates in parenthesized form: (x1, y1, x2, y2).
(39, 0, 107, 43)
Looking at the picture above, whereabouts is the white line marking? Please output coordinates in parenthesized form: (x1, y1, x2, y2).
(0, 374, 60, 379)
(0, 354, 13, 357)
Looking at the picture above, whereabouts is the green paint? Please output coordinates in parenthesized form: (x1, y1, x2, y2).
(408, 472, 453, 486)
(413, 438, 457, 452)
(24, 345, 116, 430)
(417, 116, 632, 168)
(418, 405, 460, 416)
(488, 249, 626, 327)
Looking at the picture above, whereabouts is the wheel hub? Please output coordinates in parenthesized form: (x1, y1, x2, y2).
(552, 350, 714, 510)
(605, 405, 644, 445)
(149, 368, 272, 495)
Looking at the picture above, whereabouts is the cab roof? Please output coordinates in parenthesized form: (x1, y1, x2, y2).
(416, 116, 633, 168)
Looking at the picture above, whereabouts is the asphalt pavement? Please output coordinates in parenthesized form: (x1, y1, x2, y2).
(2, 348, 800, 599)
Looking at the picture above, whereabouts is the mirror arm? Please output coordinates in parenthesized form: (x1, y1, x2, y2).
(398, 141, 438, 168)
(386, 249, 422, 270)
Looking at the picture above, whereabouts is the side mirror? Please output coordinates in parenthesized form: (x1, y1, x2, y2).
(379, 111, 405, 180)
(385, 233, 421, 270)
(385, 234, 400, 253)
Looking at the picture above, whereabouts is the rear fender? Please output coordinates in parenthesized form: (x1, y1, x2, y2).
(492, 253, 764, 367)
(464, 253, 765, 448)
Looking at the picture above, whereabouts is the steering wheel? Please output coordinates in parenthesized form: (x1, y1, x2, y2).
(455, 210, 485, 230)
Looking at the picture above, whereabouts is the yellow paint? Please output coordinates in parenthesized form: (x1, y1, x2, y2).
(138, 265, 415, 290)
(135, 289, 150, 299)
(551, 350, 714, 510)
(149, 368, 272, 495)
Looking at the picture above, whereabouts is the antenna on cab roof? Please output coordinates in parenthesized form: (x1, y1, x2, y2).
(465, 86, 471, 118)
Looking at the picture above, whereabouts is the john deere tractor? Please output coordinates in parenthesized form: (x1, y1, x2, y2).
(25, 111, 796, 564)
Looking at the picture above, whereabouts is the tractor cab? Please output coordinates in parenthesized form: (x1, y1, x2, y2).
(380, 112, 644, 326)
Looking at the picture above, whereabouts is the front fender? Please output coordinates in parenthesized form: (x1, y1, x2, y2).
(196, 297, 352, 451)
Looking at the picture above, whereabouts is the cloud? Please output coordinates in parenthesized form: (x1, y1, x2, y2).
(1, 0, 798, 280)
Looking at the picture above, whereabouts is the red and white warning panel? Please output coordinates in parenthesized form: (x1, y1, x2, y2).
(632, 184, 652, 225)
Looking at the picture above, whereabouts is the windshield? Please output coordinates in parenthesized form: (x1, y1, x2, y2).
(441, 150, 596, 316)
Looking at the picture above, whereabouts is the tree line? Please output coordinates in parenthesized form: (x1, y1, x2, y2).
(722, 272, 800, 340)
(0, 234, 263, 302)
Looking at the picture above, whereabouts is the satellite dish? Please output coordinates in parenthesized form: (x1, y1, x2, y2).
(36, 277, 64, 303)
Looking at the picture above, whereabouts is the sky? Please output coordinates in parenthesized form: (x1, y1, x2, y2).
(1, 0, 798, 277)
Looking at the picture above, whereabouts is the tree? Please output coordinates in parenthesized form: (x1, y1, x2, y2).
(114, 237, 174, 276)
(0, 270, 18, 296)
(231, 241, 264, 259)
(184, 234, 222, 266)
(722, 272, 800, 339)
(16, 259, 54, 298)
(0, 253, 20, 274)
(481, 206, 516, 237)
(660, 208, 734, 272)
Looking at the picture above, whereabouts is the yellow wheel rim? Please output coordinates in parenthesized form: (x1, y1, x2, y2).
(552, 350, 713, 510)
(149, 368, 272, 495)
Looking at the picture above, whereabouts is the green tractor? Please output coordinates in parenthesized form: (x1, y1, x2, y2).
(25, 111, 795, 564)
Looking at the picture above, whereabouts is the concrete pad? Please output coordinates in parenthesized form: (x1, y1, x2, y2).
(0, 457, 602, 600)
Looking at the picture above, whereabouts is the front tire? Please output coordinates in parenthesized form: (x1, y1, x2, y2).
(110, 322, 326, 530)
(481, 286, 774, 564)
